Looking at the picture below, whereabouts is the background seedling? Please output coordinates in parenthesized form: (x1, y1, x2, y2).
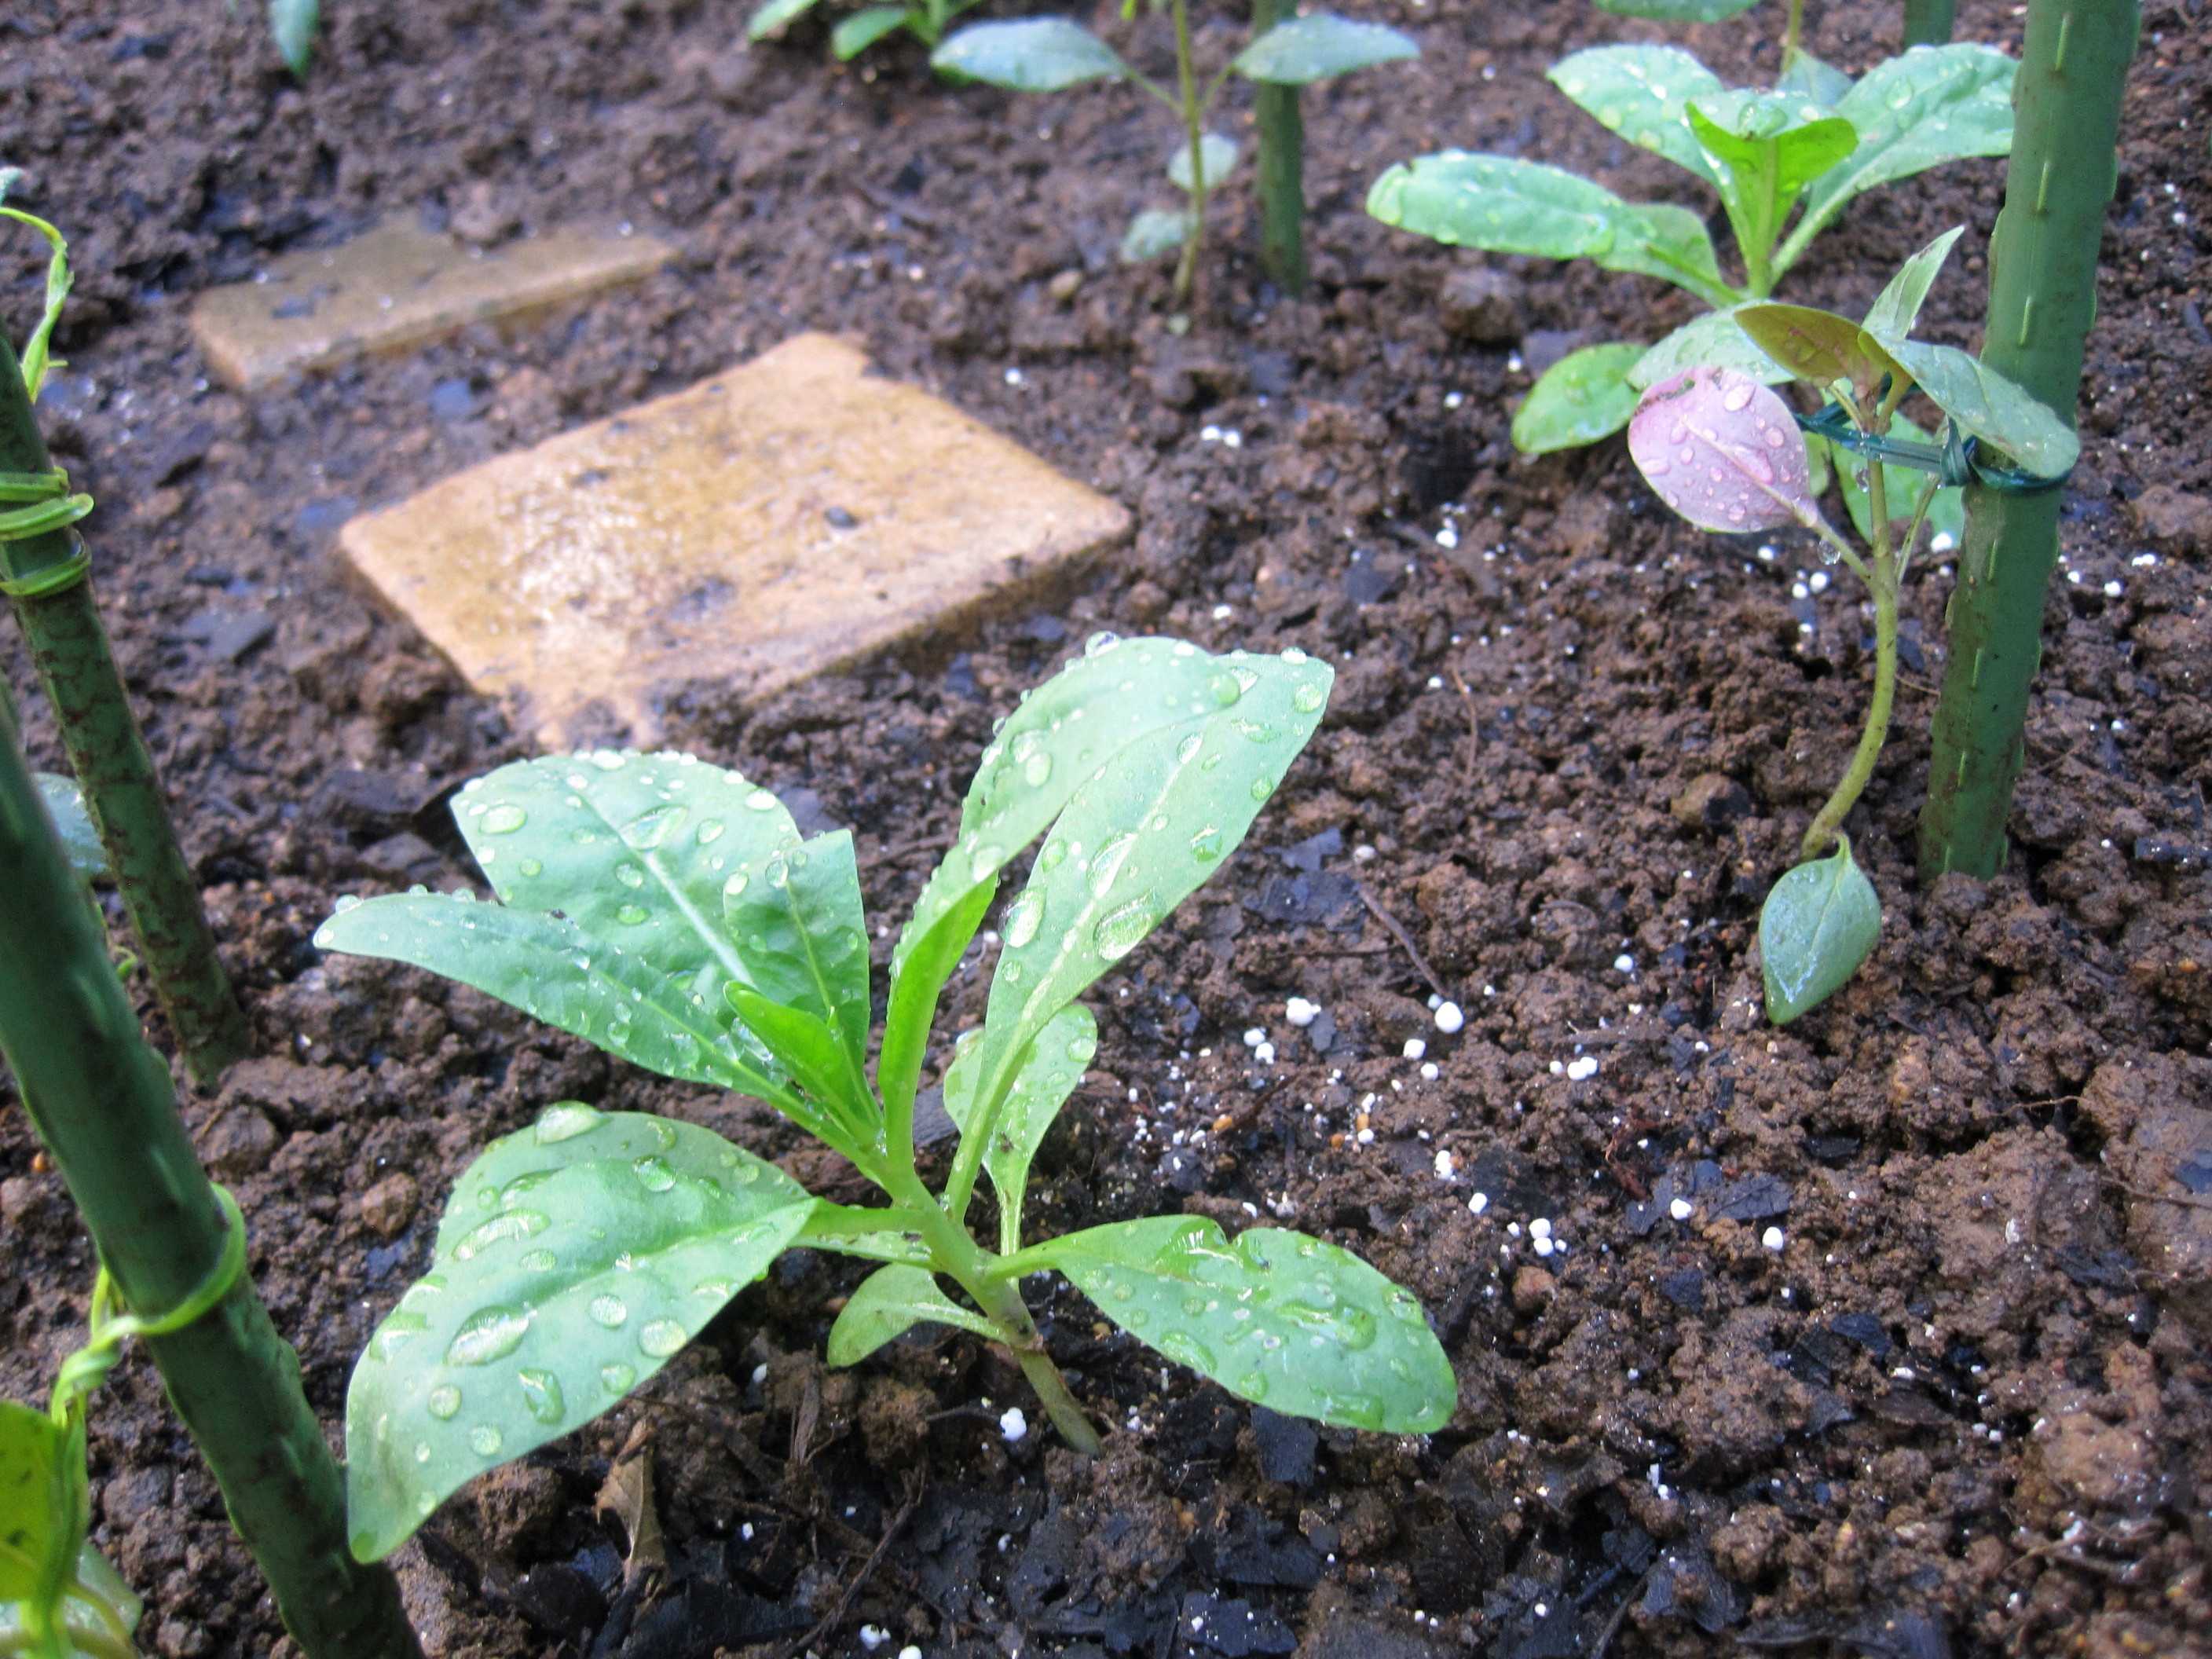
(1368, 5, 2012, 452)
(747, 0, 984, 65)
(934, 3, 1416, 303)
(316, 636, 1456, 1562)
(1626, 231, 2076, 1020)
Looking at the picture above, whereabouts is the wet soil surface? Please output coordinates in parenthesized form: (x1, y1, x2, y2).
(4, 1, 2211, 1654)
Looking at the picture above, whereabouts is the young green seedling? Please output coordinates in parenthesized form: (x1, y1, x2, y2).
(747, 0, 983, 65)
(932, 4, 1416, 304)
(1626, 232, 2076, 1021)
(316, 636, 1456, 1563)
(1368, 2, 2013, 453)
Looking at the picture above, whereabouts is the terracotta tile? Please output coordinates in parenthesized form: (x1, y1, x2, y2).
(339, 334, 1132, 741)
(189, 221, 672, 390)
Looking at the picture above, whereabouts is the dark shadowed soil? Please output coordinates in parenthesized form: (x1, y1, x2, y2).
(2, 1, 2209, 1655)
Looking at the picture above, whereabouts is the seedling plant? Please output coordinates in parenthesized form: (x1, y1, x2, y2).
(1367, 0, 2015, 452)
(747, 0, 983, 65)
(316, 635, 1456, 1562)
(1625, 230, 2077, 1022)
(932, 3, 1417, 303)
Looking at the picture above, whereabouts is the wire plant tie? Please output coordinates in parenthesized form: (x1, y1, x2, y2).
(1795, 397, 2074, 498)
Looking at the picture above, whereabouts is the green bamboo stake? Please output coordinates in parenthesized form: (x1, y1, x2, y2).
(0, 710, 422, 1659)
(0, 331, 251, 1088)
(1251, 0, 1307, 295)
(1917, 0, 2138, 879)
(1903, 0, 1955, 47)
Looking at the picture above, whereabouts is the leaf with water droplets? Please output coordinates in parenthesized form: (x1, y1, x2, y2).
(1777, 47, 1854, 108)
(721, 829, 871, 1076)
(1628, 307, 1793, 391)
(825, 1265, 1001, 1366)
(881, 639, 1331, 1123)
(1231, 13, 1419, 87)
(1872, 339, 2080, 479)
(1628, 366, 1825, 535)
(1734, 302, 1910, 406)
(942, 1004, 1095, 1252)
(929, 17, 1131, 90)
(33, 771, 106, 881)
(723, 983, 877, 1154)
(1016, 1218, 1454, 1434)
(1511, 341, 1646, 455)
(1545, 45, 1724, 185)
(346, 1107, 812, 1562)
(1760, 835, 1881, 1024)
(1685, 91, 1859, 273)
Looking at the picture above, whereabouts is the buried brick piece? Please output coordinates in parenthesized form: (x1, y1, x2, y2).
(336, 333, 1133, 742)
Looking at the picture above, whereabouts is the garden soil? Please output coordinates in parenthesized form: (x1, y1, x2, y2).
(3, 1, 2210, 1655)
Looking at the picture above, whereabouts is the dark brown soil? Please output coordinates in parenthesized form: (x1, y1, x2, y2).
(4, 1, 2210, 1655)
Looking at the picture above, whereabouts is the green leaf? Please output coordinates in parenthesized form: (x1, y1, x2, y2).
(0, 1542, 142, 1658)
(1232, 14, 1419, 86)
(1860, 225, 1965, 344)
(1166, 132, 1239, 195)
(1594, 0, 1759, 18)
(1021, 1217, 1454, 1432)
(1547, 45, 1725, 184)
(346, 1105, 814, 1562)
(943, 1004, 1096, 1251)
(1760, 835, 1881, 1024)
(1628, 307, 1793, 390)
(1628, 365, 1822, 534)
(1826, 412, 1965, 548)
(33, 773, 104, 881)
(747, 0, 823, 40)
(832, 7, 914, 59)
(1788, 46, 2013, 264)
(1509, 342, 1645, 454)
(1120, 207, 1192, 264)
(0, 1400, 71, 1604)
(954, 647, 1331, 1181)
(1687, 92, 1859, 269)
(930, 19, 1131, 90)
(724, 983, 875, 1142)
(1365, 153, 1728, 302)
(722, 830, 870, 1074)
(1777, 49, 1854, 108)
(0, 168, 20, 207)
(1736, 301, 1909, 405)
(879, 639, 1325, 1123)
(268, 0, 319, 75)
(1878, 339, 2080, 477)
(826, 1265, 998, 1365)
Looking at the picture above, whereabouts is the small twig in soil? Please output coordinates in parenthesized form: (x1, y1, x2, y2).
(1355, 884, 1449, 1005)
(855, 181, 946, 233)
(771, 1481, 922, 1659)
(2101, 1174, 2212, 1211)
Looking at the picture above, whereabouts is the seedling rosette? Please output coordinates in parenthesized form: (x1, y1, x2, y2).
(317, 636, 1456, 1562)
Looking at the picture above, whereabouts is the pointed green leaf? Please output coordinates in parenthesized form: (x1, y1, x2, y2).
(1789, 46, 2014, 257)
(1167, 132, 1239, 195)
(1594, 0, 1759, 18)
(943, 1004, 1096, 1251)
(1365, 153, 1727, 302)
(1022, 1217, 1454, 1433)
(1121, 207, 1192, 264)
(1778, 49, 1854, 108)
(1804, 428, 1833, 496)
(832, 6, 914, 59)
(747, 0, 824, 40)
(268, 0, 319, 75)
(1509, 341, 1646, 454)
(1878, 339, 2079, 477)
(721, 830, 870, 1072)
(724, 984, 875, 1144)
(880, 639, 1324, 1121)
(1861, 225, 1965, 343)
(1760, 837, 1881, 1023)
(826, 1265, 998, 1365)
(1232, 14, 1418, 86)
(1687, 92, 1859, 265)
(33, 773, 104, 881)
(957, 648, 1331, 1164)
(1736, 301, 1910, 405)
(1628, 307, 1793, 390)
(1826, 413, 1965, 548)
(1547, 45, 1725, 184)
(930, 19, 1131, 90)
(0, 1400, 72, 1603)
(346, 1105, 813, 1562)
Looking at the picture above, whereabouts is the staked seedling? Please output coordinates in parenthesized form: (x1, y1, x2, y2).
(1624, 231, 2076, 1022)
(932, 4, 1416, 303)
(315, 635, 1456, 1563)
(1367, 0, 2014, 453)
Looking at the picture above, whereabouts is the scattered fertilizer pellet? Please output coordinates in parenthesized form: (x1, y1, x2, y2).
(860, 1626, 892, 1651)
(1435, 526, 1460, 549)
(1434, 1150, 1455, 1180)
(1468, 1191, 1489, 1215)
(1613, 954, 1635, 973)
(1420, 1062, 1439, 1081)
(998, 1406, 1028, 1443)
(1434, 1001, 1465, 1034)
(1002, 368, 1024, 386)
(1285, 997, 1320, 1027)
(1668, 1198, 1694, 1222)
(899, 1648, 923, 1659)
(1566, 1055, 1599, 1082)
(1762, 1226, 1787, 1252)
(1254, 1041, 1276, 1064)
(1403, 1036, 1427, 1060)
(1243, 1027, 1265, 1048)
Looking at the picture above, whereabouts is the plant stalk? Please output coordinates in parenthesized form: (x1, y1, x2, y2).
(1169, 0, 1206, 306)
(1251, 0, 1306, 295)
(1917, 0, 2137, 880)
(0, 716, 420, 1659)
(1782, 0, 1806, 71)
(1802, 482, 1900, 859)
(0, 336, 250, 1088)
(1902, 0, 1955, 48)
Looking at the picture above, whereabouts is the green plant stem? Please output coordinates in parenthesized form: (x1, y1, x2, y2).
(1802, 478, 1900, 860)
(1782, 0, 1805, 71)
(0, 720, 419, 1659)
(1917, 0, 2137, 880)
(1169, 0, 1206, 306)
(1903, 0, 1955, 47)
(1251, 0, 1306, 295)
(0, 337, 250, 1090)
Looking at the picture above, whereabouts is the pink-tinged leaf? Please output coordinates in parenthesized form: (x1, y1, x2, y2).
(1628, 367, 1818, 534)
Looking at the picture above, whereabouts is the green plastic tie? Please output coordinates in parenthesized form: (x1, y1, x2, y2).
(1795, 399, 2074, 497)
(0, 468, 94, 599)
